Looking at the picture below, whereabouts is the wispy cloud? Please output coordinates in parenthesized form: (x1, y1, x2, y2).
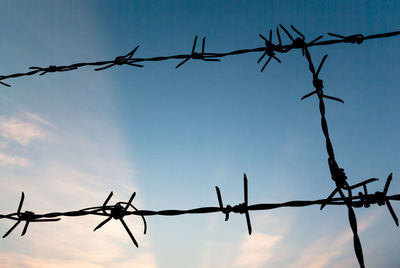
(291, 210, 381, 268)
(232, 213, 292, 268)
(25, 112, 52, 126)
(0, 252, 157, 268)
(0, 160, 155, 268)
(0, 152, 29, 167)
(0, 109, 157, 267)
(0, 113, 50, 167)
(233, 232, 284, 268)
(0, 3, 159, 267)
(0, 114, 49, 146)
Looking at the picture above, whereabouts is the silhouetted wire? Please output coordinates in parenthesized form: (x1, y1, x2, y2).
(1, 175, 398, 243)
(0, 29, 399, 85)
(1, 26, 400, 267)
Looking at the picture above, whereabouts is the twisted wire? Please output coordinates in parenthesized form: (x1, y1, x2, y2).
(1, 25, 400, 267)
(0, 28, 399, 86)
(1, 174, 398, 247)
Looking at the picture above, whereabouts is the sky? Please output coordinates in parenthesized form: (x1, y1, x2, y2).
(0, 1, 399, 267)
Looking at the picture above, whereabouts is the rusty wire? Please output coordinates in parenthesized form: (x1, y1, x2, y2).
(1, 25, 400, 267)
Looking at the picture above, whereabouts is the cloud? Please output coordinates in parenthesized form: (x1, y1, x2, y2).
(0, 110, 156, 267)
(0, 152, 29, 167)
(0, 162, 155, 268)
(233, 232, 284, 268)
(25, 112, 52, 126)
(0, 114, 49, 146)
(291, 209, 381, 268)
(0, 252, 157, 268)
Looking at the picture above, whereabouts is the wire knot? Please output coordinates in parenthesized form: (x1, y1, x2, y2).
(110, 203, 126, 219)
(29, 65, 77, 75)
(95, 46, 143, 71)
(333, 168, 348, 187)
(353, 174, 398, 226)
(233, 203, 248, 214)
(176, 36, 220, 68)
(114, 56, 127, 65)
(19, 211, 35, 222)
(2, 193, 60, 238)
(313, 77, 324, 91)
(292, 37, 307, 52)
(215, 173, 252, 234)
(258, 29, 282, 72)
(278, 25, 323, 56)
(301, 54, 344, 103)
(371, 191, 386, 206)
(320, 159, 353, 210)
(221, 205, 233, 220)
(29, 65, 60, 75)
(93, 191, 147, 247)
(345, 34, 364, 44)
(327, 158, 348, 188)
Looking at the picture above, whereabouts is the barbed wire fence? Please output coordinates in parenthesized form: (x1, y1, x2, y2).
(1, 25, 400, 267)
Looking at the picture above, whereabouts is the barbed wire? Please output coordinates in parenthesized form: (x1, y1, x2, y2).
(0, 25, 399, 86)
(1, 25, 400, 267)
(301, 44, 365, 267)
(1, 174, 398, 246)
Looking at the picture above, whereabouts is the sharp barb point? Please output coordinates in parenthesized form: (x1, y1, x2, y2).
(321, 188, 338, 210)
(3, 220, 21, 238)
(258, 51, 267, 64)
(386, 201, 399, 226)
(291, 25, 304, 39)
(279, 24, 294, 41)
(310, 35, 323, 45)
(176, 57, 190, 69)
(276, 27, 282, 45)
(272, 55, 282, 63)
(245, 212, 252, 235)
(124, 192, 136, 213)
(128, 46, 139, 58)
(316, 54, 328, 76)
(384, 173, 393, 194)
(93, 216, 112, 232)
(261, 56, 272, 72)
(328, 32, 345, 39)
(95, 63, 115, 71)
(21, 221, 30, 236)
(192, 36, 198, 54)
(120, 218, 139, 248)
(17, 193, 24, 216)
(301, 90, 317, 100)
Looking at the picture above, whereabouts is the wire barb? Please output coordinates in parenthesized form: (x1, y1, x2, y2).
(301, 54, 344, 103)
(2, 192, 60, 238)
(0, 28, 398, 86)
(95, 46, 143, 71)
(29, 65, 77, 76)
(1, 25, 400, 267)
(175, 36, 220, 69)
(93, 191, 146, 247)
(258, 29, 282, 72)
(0, 76, 11, 87)
(356, 173, 399, 226)
(215, 173, 252, 234)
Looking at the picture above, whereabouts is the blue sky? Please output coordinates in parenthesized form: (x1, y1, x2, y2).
(0, 1, 399, 267)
